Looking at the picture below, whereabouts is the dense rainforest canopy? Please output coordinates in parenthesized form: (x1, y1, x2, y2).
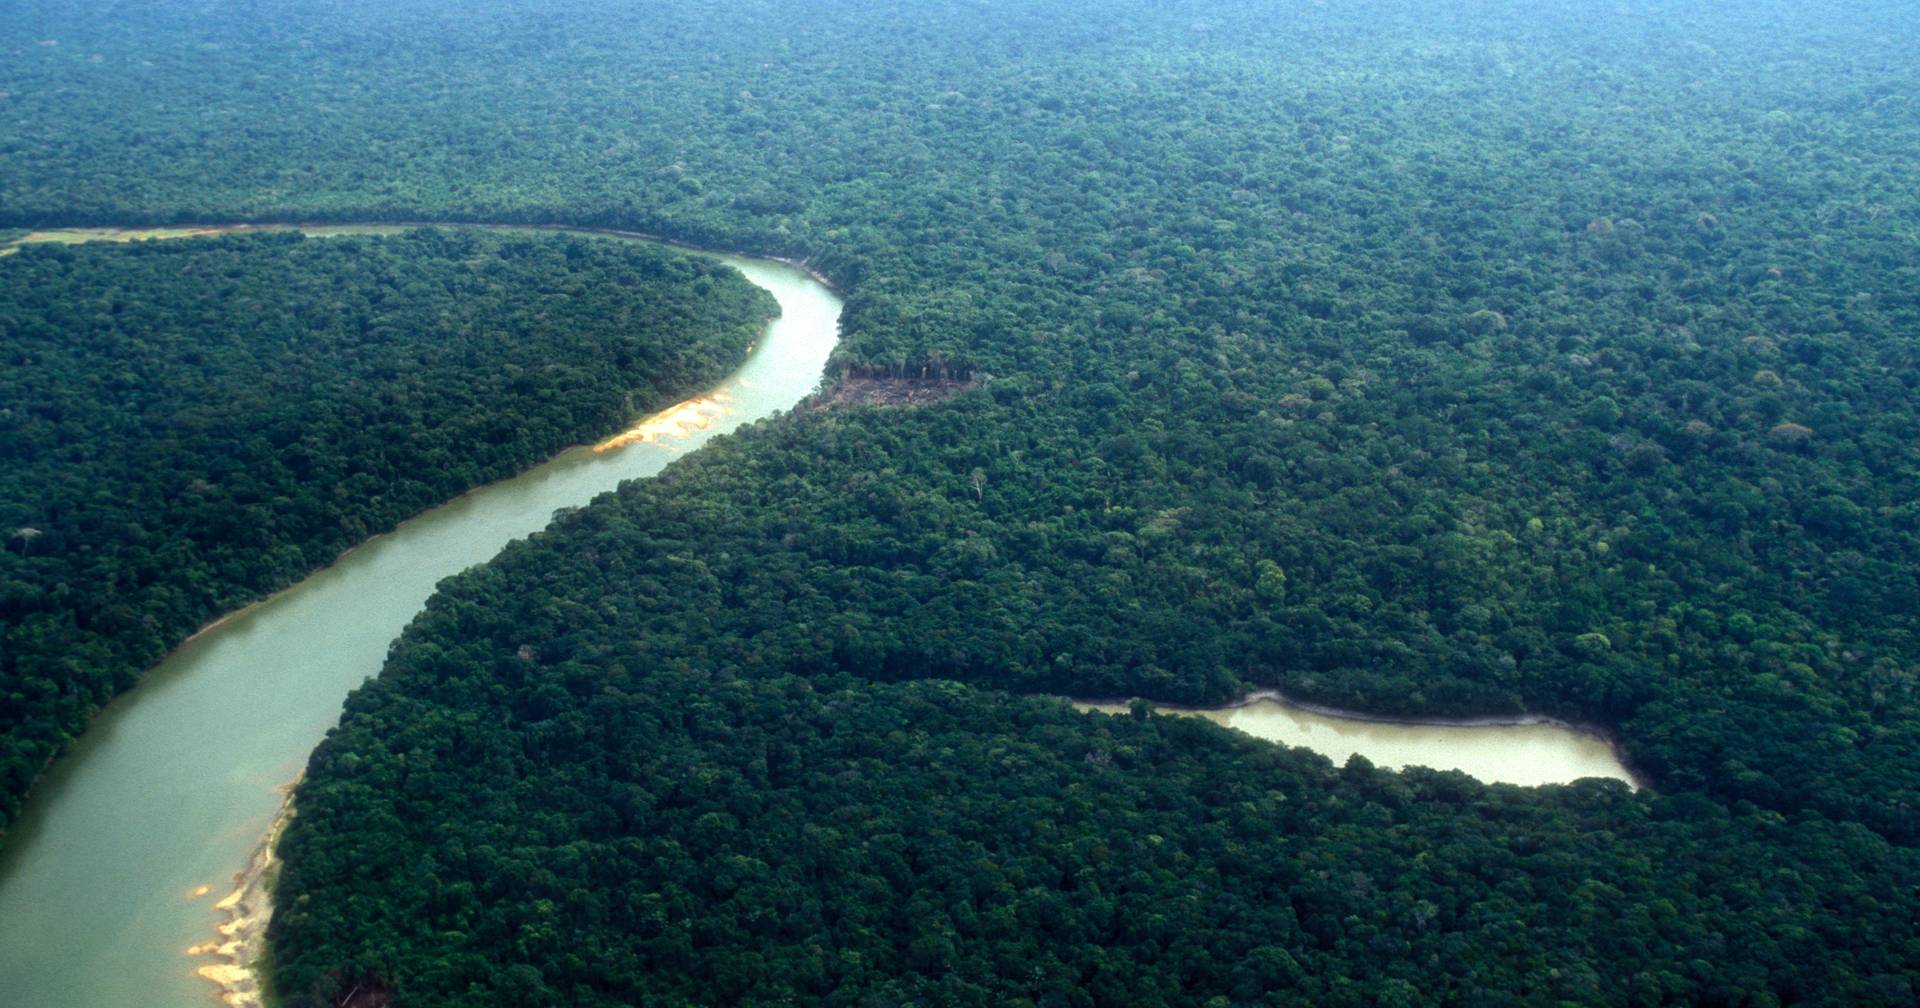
(3, 0, 1919, 1003)
(0, 229, 773, 833)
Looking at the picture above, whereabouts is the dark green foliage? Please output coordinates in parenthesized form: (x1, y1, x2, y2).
(4, 0, 1920, 1002)
(0, 229, 773, 833)
(273, 667, 1920, 1006)
(267, 436, 1920, 1004)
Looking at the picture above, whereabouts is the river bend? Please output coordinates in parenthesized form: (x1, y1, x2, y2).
(0, 225, 843, 1008)
(0, 224, 1635, 1008)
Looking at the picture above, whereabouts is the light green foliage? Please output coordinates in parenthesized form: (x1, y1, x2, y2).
(1256, 559, 1288, 603)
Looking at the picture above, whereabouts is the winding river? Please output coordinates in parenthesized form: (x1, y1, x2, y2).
(0, 225, 1634, 1008)
(0, 226, 843, 1008)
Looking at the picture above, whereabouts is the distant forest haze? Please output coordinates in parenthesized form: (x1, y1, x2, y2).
(3, 1, 1919, 1005)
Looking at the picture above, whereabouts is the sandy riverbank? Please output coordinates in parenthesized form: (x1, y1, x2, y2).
(190, 778, 297, 1008)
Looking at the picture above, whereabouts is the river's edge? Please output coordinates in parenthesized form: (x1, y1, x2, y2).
(0, 221, 808, 850)
(0, 222, 835, 1006)
(190, 775, 298, 1008)
(9, 223, 807, 669)
(1069, 689, 1649, 789)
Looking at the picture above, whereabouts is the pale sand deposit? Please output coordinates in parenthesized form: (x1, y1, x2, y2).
(190, 778, 297, 1008)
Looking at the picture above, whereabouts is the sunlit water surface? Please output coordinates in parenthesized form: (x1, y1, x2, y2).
(1076, 696, 1637, 787)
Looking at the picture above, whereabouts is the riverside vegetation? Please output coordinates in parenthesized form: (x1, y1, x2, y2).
(0, 229, 774, 834)
(3, 0, 1919, 1004)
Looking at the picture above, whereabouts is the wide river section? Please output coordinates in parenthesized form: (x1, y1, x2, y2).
(0, 225, 843, 1008)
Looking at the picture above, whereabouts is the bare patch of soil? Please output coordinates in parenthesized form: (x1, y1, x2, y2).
(809, 375, 976, 410)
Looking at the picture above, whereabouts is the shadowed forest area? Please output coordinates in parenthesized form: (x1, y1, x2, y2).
(2, 0, 1919, 1004)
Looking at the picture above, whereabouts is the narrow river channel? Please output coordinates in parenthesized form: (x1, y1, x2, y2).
(0, 227, 843, 1008)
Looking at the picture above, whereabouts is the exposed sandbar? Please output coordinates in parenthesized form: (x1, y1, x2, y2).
(191, 778, 297, 1008)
